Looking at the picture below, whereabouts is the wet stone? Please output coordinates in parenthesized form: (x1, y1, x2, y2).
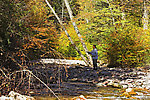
(6, 63, 149, 99)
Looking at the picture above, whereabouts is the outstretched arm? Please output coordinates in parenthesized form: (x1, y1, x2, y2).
(87, 52, 91, 54)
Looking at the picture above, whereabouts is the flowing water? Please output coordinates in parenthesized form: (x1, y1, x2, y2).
(33, 81, 150, 100)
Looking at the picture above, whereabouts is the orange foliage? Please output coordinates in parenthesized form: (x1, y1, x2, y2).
(23, 21, 59, 51)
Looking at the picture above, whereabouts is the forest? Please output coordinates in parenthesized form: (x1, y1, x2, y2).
(0, 0, 150, 100)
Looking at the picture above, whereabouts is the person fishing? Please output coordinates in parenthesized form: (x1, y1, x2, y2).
(88, 45, 98, 70)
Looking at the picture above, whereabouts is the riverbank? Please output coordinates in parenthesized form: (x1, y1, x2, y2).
(29, 64, 150, 99)
(1, 63, 150, 100)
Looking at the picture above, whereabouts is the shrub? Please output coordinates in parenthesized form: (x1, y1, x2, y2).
(104, 25, 150, 67)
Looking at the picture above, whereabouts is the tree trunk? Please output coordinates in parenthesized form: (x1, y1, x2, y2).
(121, 0, 126, 26)
(62, 1, 64, 20)
(63, 0, 92, 66)
(106, 0, 115, 26)
(143, 0, 149, 30)
(45, 0, 89, 66)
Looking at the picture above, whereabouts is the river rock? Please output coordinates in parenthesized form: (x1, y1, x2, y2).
(8, 91, 35, 100)
(122, 84, 128, 89)
(0, 96, 13, 100)
(113, 82, 120, 88)
(126, 88, 133, 92)
(96, 83, 104, 87)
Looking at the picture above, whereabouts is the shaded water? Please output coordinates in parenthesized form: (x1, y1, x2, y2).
(33, 81, 150, 100)
(26, 64, 150, 100)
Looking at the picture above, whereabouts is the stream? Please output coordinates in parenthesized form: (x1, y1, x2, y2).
(27, 64, 150, 100)
(33, 81, 150, 100)
(1, 63, 149, 100)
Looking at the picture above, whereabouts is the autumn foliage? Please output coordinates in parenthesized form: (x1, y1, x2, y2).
(1, 0, 150, 68)
(104, 24, 150, 67)
(23, 21, 59, 59)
